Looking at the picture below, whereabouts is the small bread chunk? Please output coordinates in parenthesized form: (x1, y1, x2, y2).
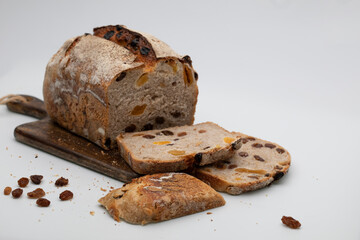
(195, 132, 291, 195)
(116, 122, 241, 174)
(98, 173, 225, 225)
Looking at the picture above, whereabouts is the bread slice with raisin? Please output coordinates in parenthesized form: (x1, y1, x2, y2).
(116, 122, 241, 174)
(195, 133, 291, 195)
(98, 172, 225, 225)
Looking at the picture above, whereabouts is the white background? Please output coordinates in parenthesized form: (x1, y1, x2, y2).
(1, 0, 359, 239)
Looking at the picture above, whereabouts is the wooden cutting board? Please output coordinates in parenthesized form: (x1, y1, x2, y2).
(6, 95, 140, 182)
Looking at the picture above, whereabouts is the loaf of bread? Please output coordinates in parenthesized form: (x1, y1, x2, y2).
(43, 25, 198, 149)
(98, 172, 225, 225)
(195, 133, 291, 195)
(117, 122, 241, 174)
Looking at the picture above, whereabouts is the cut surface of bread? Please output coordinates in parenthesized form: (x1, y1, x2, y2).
(43, 25, 198, 150)
(98, 172, 225, 225)
(116, 122, 241, 174)
(195, 133, 291, 195)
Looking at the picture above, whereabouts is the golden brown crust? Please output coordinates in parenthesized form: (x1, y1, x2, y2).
(98, 173, 225, 224)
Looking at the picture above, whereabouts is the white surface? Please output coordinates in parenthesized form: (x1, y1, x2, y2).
(1, 0, 360, 239)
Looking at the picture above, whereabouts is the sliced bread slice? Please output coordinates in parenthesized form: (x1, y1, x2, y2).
(98, 172, 225, 225)
(195, 132, 291, 195)
(116, 122, 241, 174)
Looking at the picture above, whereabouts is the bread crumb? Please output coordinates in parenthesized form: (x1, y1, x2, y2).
(207, 212, 212, 215)
(100, 187, 107, 192)
(5, 147, 8, 150)
(18, 156, 22, 158)
(90, 211, 95, 216)
(35, 154, 38, 158)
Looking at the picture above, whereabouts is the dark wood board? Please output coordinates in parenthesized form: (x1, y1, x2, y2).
(7, 95, 140, 183)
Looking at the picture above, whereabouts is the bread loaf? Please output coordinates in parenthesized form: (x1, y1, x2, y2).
(98, 172, 225, 225)
(43, 25, 198, 149)
(195, 133, 291, 195)
(117, 122, 242, 174)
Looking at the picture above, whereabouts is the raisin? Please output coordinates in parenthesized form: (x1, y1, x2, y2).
(36, 198, 50, 207)
(281, 216, 301, 229)
(155, 116, 165, 124)
(265, 143, 276, 149)
(12, 188, 23, 198)
(30, 175, 43, 185)
(276, 148, 285, 154)
(265, 173, 270, 177)
(103, 31, 115, 40)
(173, 138, 180, 141)
(177, 132, 187, 137)
(115, 25, 123, 31)
(194, 153, 202, 164)
(203, 146, 210, 150)
(273, 171, 285, 181)
(161, 130, 174, 136)
(27, 188, 45, 199)
(215, 161, 226, 169)
(247, 137, 256, 141)
(130, 37, 139, 49)
(18, 177, 29, 187)
(238, 152, 249, 157)
(124, 124, 136, 132)
(116, 72, 126, 82)
(84, 33, 90, 36)
(104, 138, 111, 149)
(194, 71, 198, 80)
(166, 144, 175, 146)
(140, 47, 150, 56)
(142, 135, 155, 139)
(228, 164, 237, 169)
(252, 143, 263, 148)
(198, 130, 206, 133)
(241, 138, 249, 144)
(254, 155, 265, 162)
(4, 187, 12, 195)
(116, 32, 122, 40)
(55, 177, 69, 187)
(182, 55, 192, 66)
(141, 123, 153, 131)
(170, 111, 181, 118)
(59, 190, 73, 201)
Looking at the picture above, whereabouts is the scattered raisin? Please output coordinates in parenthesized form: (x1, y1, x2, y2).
(124, 124, 136, 132)
(59, 190, 73, 201)
(142, 135, 155, 139)
(177, 132, 187, 137)
(228, 164, 237, 169)
(141, 123, 153, 131)
(194, 71, 198, 80)
(254, 155, 265, 162)
(130, 37, 139, 49)
(241, 138, 249, 144)
(198, 130, 206, 133)
(30, 175, 43, 184)
(12, 188, 23, 198)
(161, 130, 174, 136)
(116, 32, 122, 39)
(182, 55, 192, 66)
(155, 116, 165, 124)
(273, 171, 285, 181)
(247, 137, 256, 141)
(36, 198, 50, 207)
(4, 187, 12, 195)
(27, 188, 45, 199)
(170, 111, 181, 118)
(265, 173, 270, 177)
(275, 165, 283, 170)
(238, 152, 249, 157)
(116, 72, 126, 82)
(281, 216, 301, 229)
(55, 177, 69, 187)
(18, 177, 29, 187)
(194, 153, 202, 164)
(103, 31, 115, 40)
(252, 143, 263, 148)
(84, 33, 90, 36)
(276, 148, 285, 154)
(115, 25, 123, 31)
(140, 47, 150, 56)
(265, 143, 276, 149)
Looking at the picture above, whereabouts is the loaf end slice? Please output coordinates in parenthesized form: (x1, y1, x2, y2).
(116, 122, 241, 174)
(98, 173, 225, 225)
(195, 133, 291, 195)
